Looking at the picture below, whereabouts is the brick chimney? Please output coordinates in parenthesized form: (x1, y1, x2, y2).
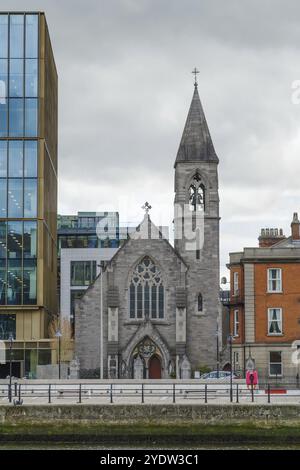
(291, 212, 300, 240)
(258, 228, 285, 247)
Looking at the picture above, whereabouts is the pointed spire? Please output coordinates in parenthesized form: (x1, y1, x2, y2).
(175, 83, 218, 166)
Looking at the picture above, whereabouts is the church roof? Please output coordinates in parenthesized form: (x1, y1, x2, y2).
(107, 213, 188, 269)
(175, 84, 218, 166)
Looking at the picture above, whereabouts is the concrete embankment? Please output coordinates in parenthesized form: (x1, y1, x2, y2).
(1, 404, 300, 445)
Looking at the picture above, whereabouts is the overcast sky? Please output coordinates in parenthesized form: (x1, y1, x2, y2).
(5, 0, 300, 277)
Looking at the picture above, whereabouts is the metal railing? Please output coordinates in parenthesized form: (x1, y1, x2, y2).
(0, 381, 299, 405)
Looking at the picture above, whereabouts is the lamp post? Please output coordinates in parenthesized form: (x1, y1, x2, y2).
(8, 333, 13, 403)
(97, 262, 104, 380)
(227, 334, 234, 402)
(55, 329, 62, 379)
(297, 345, 300, 388)
(100, 265, 103, 379)
(216, 327, 220, 379)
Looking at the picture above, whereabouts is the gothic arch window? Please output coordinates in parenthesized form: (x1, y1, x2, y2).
(189, 174, 205, 211)
(197, 293, 203, 312)
(129, 256, 164, 319)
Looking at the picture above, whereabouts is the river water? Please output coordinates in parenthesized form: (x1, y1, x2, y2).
(0, 443, 299, 450)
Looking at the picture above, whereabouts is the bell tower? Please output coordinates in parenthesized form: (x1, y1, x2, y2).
(174, 75, 220, 371)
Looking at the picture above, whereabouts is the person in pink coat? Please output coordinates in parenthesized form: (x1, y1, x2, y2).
(246, 369, 258, 389)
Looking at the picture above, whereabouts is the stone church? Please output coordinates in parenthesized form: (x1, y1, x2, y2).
(75, 81, 220, 379)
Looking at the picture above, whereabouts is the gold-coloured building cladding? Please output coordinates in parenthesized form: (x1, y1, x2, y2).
(0, 12, 57, 378)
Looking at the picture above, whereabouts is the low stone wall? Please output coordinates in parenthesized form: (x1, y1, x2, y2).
(1, 404, 300, 425)
(1, 404, 300, 445)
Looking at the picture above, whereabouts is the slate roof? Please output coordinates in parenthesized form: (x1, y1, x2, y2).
(175, 84, 218, 166)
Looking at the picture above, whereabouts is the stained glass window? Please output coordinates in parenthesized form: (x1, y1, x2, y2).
(129, 256, 164, 319)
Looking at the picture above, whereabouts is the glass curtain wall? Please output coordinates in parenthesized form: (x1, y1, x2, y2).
(0, 220, 37, 304)
(0, 14, 38, 137)
(0, 13, 38, 306)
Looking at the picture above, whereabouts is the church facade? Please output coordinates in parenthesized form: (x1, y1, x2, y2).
(75, 81, 221, 379)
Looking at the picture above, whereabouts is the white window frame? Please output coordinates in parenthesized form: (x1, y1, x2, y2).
(233, 272, 239, 296)
(233, 309, 239, 337)
(269, 351, 283, 377)
(267, 268, 282, 293)
(268, 308, 283, 336)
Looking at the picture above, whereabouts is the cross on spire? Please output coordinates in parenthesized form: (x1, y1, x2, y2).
(191, 67, 199, 86)
(142, 202, 152, 214)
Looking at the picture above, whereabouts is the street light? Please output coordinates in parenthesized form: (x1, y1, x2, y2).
(297, 345, 300, 388)
(55, 329, 62, 379)
(227, 334, 234, 403)
(216, 327, 220, 378)
(97, 262, 105, 380)
(8, 333, 13, 403)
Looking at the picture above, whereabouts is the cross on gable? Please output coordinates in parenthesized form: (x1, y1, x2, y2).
(142, 202, 152, 214)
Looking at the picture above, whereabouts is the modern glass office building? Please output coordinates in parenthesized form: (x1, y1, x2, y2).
(57, 212, 120, 252)
(0, 12, 57, 378)
(57, 211, 120, 331)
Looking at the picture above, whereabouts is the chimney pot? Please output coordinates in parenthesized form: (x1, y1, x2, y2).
(258, 226, 286, 247)
(291, 212, 300, 240)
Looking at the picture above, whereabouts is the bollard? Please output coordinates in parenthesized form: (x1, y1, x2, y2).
(141, 383, 144, 404)
(204, 384, 207, 404)
(14, 381, 18, 397)
(110, 384, 113, 403)
(268, 384, 271, 404)
(173, 384, 176, 404)
(78, 383, 82, 404)
(48, 384, 51, 404)
(236, 383, 239, 403)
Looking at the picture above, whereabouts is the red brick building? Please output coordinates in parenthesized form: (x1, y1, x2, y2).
(227, 214, 300, 382)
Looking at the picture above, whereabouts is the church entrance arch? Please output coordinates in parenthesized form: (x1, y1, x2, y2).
(131, 336, 163, 379)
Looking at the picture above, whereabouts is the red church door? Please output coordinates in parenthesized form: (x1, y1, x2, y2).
(149, 355, 162, 379)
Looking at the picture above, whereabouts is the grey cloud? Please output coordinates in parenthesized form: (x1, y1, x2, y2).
(4, 0, 300, 276)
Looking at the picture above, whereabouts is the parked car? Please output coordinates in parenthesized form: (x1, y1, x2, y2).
(200, 371, 239, 380)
